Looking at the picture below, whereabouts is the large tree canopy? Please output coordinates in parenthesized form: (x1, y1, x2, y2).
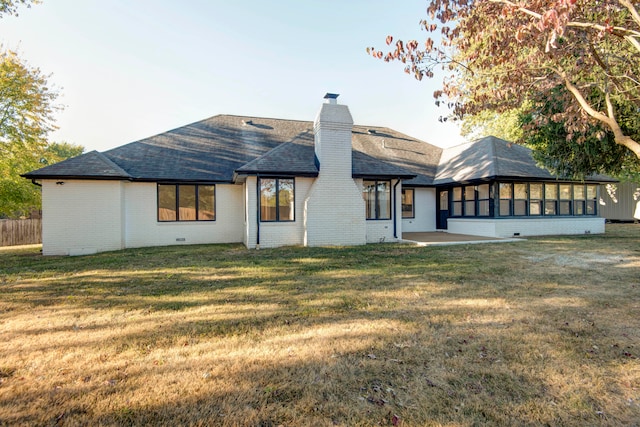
(460, 91, 640, 179)
(369, 0, 640, 167)
(522, 87, 640, 179)
(0, 50, 61, 217)
(0, 1, 84, 218)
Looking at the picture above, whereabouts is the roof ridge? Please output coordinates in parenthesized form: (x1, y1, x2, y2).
(96, 151, 132, 178)
(488, 136, 499, 178)
(103, 115, 316, 153)
(441, 139, 475, 150)
(220, 114, 312, 124)
(236, 131, 314, 171)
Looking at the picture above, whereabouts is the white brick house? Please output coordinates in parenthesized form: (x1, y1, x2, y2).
(24, 94, 613, 255)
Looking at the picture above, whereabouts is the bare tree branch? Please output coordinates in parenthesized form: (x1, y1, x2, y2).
(560, 71, 640, 156)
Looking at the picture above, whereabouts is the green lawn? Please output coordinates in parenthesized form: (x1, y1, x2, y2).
(1, 224, 639, 426)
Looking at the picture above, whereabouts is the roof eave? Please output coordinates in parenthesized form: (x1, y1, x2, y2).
(353, 173, 417, 180)
(21, 174, 132, 181)
(234, 170, 319, 178)
(138, 178, 236, 184)
(433, 174, 619, 185)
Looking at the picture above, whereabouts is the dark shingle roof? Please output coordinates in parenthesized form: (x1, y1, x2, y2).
(24, 115, 422, 182)
(434, 136, 615, 184)
(352, 150, 417, 179)
(22, 150, 131, 180)
(25, 116, 609, 186)
(352, 126, 442, 186)
(102, 116, 315, 182)
(235, 131, 318, 177)
(235, 127, 417, 179)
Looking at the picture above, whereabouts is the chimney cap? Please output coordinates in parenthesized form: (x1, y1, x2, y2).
(323, 93, 339, 100)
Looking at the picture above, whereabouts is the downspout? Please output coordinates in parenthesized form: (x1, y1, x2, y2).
(31, 179, 42, 187)
(255, 175, 260, 249)
(393, 179, 400, 239)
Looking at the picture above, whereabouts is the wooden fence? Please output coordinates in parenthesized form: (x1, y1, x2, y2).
(0, 219, 42, 246)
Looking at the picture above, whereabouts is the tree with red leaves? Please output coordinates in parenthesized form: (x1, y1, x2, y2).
(369, 0, 640, 164)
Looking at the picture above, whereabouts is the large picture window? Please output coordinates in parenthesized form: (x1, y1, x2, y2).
(449, 184, 490, 217)
(158, 184, 215, 222)
(260, 178, 295, 222)
(445, 182, 598, 218)
(501, 181, 597, 217)
(402, 188, 415, 218)
(364, 180, 391, 220)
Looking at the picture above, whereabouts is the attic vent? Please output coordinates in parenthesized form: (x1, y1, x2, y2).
(367, 129, 377, 135)
(242, 119, 253, 126)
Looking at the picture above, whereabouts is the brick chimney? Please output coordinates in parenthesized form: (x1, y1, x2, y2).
(304, 93, 366, 246)
(313, 93, 353, 178)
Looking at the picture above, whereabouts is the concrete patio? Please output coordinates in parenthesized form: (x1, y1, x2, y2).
(401, 232, 524, 246)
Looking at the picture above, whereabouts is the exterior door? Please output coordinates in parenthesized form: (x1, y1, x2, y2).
(437, 190, 449, 229)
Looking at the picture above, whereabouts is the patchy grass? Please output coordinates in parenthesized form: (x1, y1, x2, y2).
(0, 225, 639, 426)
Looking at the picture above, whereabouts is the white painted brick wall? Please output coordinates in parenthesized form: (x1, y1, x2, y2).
(124, 182, 244, 249)
(41, 180, 124, 255)
(305, 174, 366, 247)
(447, 219, 497, 237)
(304, 101, 366, 247)
(359, 179, 401, 243)
(366, 220, 395, 243)
(448, 217, 605, 237)
(244, 177, 257, 248)
(251, 178, 314, 249)
(402, 187, 436, 232)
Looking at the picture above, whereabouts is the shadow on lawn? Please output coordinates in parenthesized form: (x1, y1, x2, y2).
(1, 232, 639, 425)
(1, 240, 608, 311)
(1, 318, 555, 427)
(1, 243, 455, 309)
(4, 306, 637, 426)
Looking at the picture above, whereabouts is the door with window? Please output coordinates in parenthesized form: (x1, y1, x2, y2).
(437, 190, 449, 229)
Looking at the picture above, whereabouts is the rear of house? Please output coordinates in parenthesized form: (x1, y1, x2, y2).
(428, 137, 607, 238)
(24, 94, 613, 255)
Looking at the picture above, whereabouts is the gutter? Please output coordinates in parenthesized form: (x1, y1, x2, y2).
(31, 179, 42, 187)
(256, 176, 260, 249)
(393, 179, 401, 239)
(21, 174, 133, 181)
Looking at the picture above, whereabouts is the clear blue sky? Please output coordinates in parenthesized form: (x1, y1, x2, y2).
(2, 0, 465, 152)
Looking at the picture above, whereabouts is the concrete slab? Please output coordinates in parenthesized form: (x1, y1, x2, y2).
(401, 232, 524, 246)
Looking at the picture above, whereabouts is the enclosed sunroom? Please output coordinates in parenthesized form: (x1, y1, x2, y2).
(426, 136, 613, 238)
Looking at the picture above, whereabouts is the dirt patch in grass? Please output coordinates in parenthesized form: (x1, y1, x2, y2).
(0, 225, 639, 426)
(524, 252, 638, 269)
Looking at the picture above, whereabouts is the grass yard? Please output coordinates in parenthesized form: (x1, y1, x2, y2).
(1, 224, 639, 426)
